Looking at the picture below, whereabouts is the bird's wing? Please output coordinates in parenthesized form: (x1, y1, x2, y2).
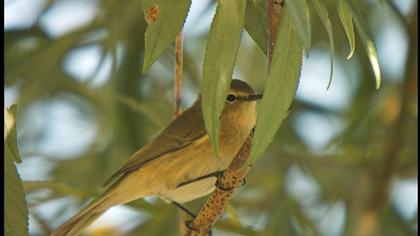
(102, 101, 207, 187)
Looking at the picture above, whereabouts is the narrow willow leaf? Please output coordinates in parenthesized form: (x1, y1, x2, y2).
(142, 0, 191, 72)
(337, 0, 356, 59)
(346, 0, 381, 89)
(201, 0, 246, 157)
(244, 0, 268, 54)
(285, 0, 311, 54)
(5, 105, 21, 163)
(312, 0, 335, 89)
(5, 105, 29, 236)
(247, 10, 303, 165)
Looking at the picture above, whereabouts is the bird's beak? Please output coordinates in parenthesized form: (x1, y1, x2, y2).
(247, 94, 263, 101)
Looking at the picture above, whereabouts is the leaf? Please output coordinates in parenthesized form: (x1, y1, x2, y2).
(312, 0, 335, 89)
(5, 105, 29, 236)
(285, 0, 311, 54)
(346, 0, 382, 89)
(247, 9, 303, 165)
(201, 0, 246, 157)
(244, 0, 268, 54)
(336, 0, 356, 59)
(5, 105, 21, 163)
(142, 0, 191, 72)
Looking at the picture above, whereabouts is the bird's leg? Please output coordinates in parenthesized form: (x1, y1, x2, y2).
(176, 170, 247, 190)
(185, 220, 213, 236)
(215, 172, 235, 191)
(215, 170, 247, 190)
(176, 170, 224, 188)
(174, 203, 213, 236)
(171, 201, 196, 218)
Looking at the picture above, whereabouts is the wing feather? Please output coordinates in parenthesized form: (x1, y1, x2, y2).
(102, 100, 206, 187)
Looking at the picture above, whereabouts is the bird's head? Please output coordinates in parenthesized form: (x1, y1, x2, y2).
(222, 79, 262, 128)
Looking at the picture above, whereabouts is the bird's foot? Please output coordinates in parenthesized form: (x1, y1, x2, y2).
(185, 220, 213, 235)
(185, 220, 198, 231)
(215, 172, 235, 191)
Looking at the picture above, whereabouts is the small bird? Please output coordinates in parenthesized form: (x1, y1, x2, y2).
(52, 79, 262, 236)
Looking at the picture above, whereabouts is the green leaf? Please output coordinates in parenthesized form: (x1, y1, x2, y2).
(312, 0, 335, 89)
(5, 105, 21, 163)
(285, 0, 311, 54)
(244, 0, 268, 54)
(142, 0, 191, 72)
(5, 105, 29, 236)
(336, 0, 356, 59)
(201, 0, 246, 157)
(346, 0, 382, 89)
(247, 9, 303, 165)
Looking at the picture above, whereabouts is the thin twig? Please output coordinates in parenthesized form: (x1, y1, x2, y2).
(175, 31, 184, 117)
(267, 0, 284, 69)
(184, 1, 284, 234)
(175, 29, 186, 235)
(175, 29, 185, 235)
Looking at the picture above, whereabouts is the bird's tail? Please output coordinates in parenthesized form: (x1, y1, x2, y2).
(51, 194, 112, 236)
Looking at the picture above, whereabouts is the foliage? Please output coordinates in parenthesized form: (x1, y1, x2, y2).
(4, 0, 417, 235)
(248, 10, 303, 165)
(142, 0, 191, 72)
(200, 0, 247, 156)
(5, 105, 29, 236)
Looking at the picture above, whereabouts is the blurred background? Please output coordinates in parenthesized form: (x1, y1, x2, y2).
(4, 0, 418, 235)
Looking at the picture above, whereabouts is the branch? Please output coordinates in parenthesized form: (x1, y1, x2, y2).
(267, 0, 284, 68)
(175, 29, 186, 235)
(184, 1, 285, 234)
(175, 31, 184, 117)
(184, 132, 253, 236)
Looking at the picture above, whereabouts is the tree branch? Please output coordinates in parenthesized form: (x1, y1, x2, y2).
(184, 132, 253, 236)
(175, 29, 187, 235)
(267, 0, 284, 68)
(184, 1, 285, 234)
(175, 31, 184, 117)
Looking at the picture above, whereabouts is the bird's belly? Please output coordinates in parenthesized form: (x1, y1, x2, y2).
(161, 176, 217, 203)
(154, 136, 236, 202)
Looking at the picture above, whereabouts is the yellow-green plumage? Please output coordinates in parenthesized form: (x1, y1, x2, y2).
(52, 79, 259, 236)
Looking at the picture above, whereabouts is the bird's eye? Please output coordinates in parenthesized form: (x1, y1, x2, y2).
(226, 94, 236, 103)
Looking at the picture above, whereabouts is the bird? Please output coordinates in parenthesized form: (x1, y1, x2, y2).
(52, 79, 262, 236)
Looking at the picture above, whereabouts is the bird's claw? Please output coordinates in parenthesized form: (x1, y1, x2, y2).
(215, 173, 234, 191)
(185, 220, 212, 236)
(185, 220, 198, 231)
(241, 178, 246, 186)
